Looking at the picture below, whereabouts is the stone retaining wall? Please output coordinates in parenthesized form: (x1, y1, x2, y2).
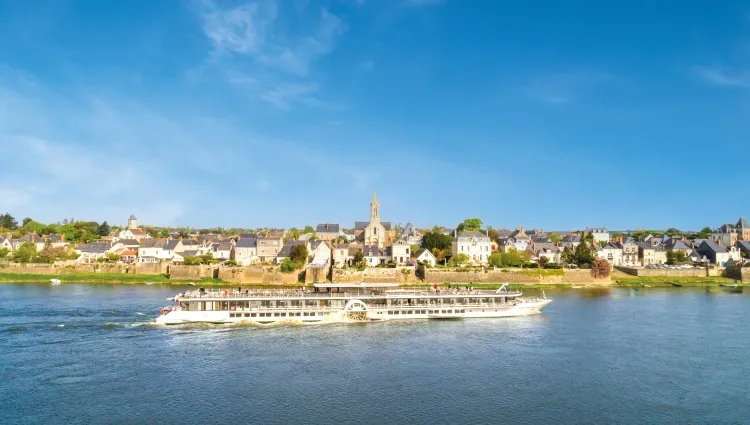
(616, 266, 712, 277)
(134, 262, 168, 275)
(167, 265, 217, 280)
(0, 263, 133, 274)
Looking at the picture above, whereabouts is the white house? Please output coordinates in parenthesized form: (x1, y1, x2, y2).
(309, 240, 332, 266)
(598, 242, 623, 266)
(587, 227, 610, 244)
(452, 230, 492, 264)
(390, 239, 411, 264)
(138, 238, 170, 263)
(234, 238, 258, 265)
(415, 248, 437, 267)
(213, 240, 234, 261)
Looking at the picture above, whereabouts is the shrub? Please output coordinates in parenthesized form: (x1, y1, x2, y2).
(543, 263, 563, 269)
(592, 258, 612, 278)
(224, 260, 238, 267)
(447, 253, 470, 267)
(280, 258, 302, 273)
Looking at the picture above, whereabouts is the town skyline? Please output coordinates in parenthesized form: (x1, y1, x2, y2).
(2, 1, 749, 228)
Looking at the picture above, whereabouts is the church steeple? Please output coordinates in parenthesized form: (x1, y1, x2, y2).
(370, 190, 380, 222)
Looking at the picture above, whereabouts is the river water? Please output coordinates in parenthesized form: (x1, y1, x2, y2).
(1, 283, 749, 424)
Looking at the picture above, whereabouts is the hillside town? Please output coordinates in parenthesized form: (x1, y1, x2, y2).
(1, 192, 748, 275)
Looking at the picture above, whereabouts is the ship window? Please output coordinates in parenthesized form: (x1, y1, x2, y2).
(273, 313, 280, 317)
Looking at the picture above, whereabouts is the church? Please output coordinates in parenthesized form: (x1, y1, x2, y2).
(354, 191, 392, 248)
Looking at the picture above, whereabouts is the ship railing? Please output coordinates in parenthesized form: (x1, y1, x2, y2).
(175, 290, 523, 300)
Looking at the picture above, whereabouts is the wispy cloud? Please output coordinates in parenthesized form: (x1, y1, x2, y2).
(694, 66, 750, 88)
(195, 0, 347, 110)
(524, 71, 614, 105)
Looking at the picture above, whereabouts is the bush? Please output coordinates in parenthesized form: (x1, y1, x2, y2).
(543, 263, 563, 269)
(592, 258, 612, 278)
(280, 258, 302, 273)
(447, 253, 470, 267)
(224, 260, 238, 267)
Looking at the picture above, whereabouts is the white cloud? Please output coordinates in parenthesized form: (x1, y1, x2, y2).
(196, 1, 346, 110)
(694, 66, 750, 88)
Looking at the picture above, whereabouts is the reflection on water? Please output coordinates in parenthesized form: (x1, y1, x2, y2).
(1, 283, 749, 424)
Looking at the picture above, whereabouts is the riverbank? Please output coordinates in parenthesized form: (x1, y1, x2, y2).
(0, 272, 744, 288)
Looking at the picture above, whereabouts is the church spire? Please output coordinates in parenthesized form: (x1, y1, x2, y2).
(370, 190, 380, 222)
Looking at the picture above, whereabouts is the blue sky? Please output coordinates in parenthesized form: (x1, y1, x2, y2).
(1, 0, 749, 231)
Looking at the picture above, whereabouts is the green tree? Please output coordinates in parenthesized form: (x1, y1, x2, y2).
(353, 249, 364, 266)
(501, 249, 525, 267)
(12, 242, 37, 263)
(410, 245, 421, 257)
(290, 244, 309, 264)
(456, 218, 483, 233)
(573, 241, 596, 268)
(488, 252, 503, 268)
(549, 234, 562, 244)
(106, 252, 121, 262)
(448, 253, 470, 267)
(487, 227, 500, 241)
(0, 247, 9, 258)
(666, 250, 687, 265)
(0, 213, 18, 230)
(303, 225, 314, 234)
(36, 240, 54, 264)
(665, 228, 682, 237)
(538, 256, 550, 267)
(97, 221, 111, 237)
(224, 259, 238, 266)
(280, 258, 300, 273)
(421, 231, 452, 252)
(696, 227, 712, 239)
(22, 217, 33, 227)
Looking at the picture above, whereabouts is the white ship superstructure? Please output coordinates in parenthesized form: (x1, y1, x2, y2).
(155, 283, 551, 325)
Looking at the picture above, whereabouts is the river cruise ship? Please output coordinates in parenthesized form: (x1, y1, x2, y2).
(155, 283, 552, 325)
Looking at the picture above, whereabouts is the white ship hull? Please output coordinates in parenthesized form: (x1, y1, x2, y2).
(155, 298, 552, 325)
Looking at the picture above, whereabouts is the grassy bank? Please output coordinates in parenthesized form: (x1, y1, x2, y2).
(612, 275, 741, 287)
(0, 272, 227, 285)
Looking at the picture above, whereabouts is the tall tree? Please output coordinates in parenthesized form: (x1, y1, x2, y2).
(573, 241, 596, 268)
(421, 231, 452, 252)
(22, 217, 33, 227)
(97, 221, 111, 237)
(457, 218, 483, 233)
(487, 227, 500, 241)
(290, 244, 309, 264)
(696, 227, 712, 239)
(0, 213, 18, 230)
(12, 242, 37, 263)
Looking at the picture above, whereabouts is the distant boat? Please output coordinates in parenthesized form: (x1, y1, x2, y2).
(187, 282, 196, 286)
(50, 279, 61, 285)
(145, 282, 155, 285)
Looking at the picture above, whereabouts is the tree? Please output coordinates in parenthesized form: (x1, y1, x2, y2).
(538, 256, 550, 268)
(432, 248, 447, 263)
(487, 227, 500, 241)
(97, 221, 111, 237)
(0, 247, 9, 258)
(290, 244, 309, 264)
(353, 249, 364, 266)
(592, 258, 612, 278)
(549, 234, 562, 244)
(22, 217, 33, 227)
(501, 249, 524, 267)
(280, 258, 300, 273)
(448, 253, 470, 267)
(573, 241, 596, 268)
(488, 253, 503, 268)
(303, 225, 314, 234)
(224, 259, 238, 267)
(457, 218, 482, 233)
(106, 252, 121, 263)
(410, 245, 421, 257)
(666, 250, 687, 265)
(665, 228, 682, 237)
(421, 231, 452, 252)
(0, 213, 18, 230)
(696, 227, 712, 239)
(12, 242, 37, 263)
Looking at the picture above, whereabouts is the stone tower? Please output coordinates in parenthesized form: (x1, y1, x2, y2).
(128, 215, 138, 230)
(370, 191, 380, 223)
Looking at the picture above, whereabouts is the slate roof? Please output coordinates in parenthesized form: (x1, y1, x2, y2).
(738, 241, 750, 252)
(217, 240, 233, 251)
(637, 242, 655, 250)
(561, 235, 581, 243)
(509, 228, 529, 240)
(623, 237, 637, 245)
(277, 241, 305, 258)
(531, 236, 553, 244)
(457, 230, 490, 239)
(164, 240, 179, 251)
(182, 250, 199, 257)
(181, 240, 200, 247)
(235, 238, 257, 248)
(666, 240, 692, 251)
(316, 223, 340, 233)
(355, 221, 392, 230)
(118, 239, 140, 246)
(698, 240, 727, 254)
(77, 242, 111, 253)
(738, 217, 749, 228)
(310, 240, 329, 251)
(602, 242, 621, 250)
(364, 245, 381, 256)
(140, 238, 167, 248)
